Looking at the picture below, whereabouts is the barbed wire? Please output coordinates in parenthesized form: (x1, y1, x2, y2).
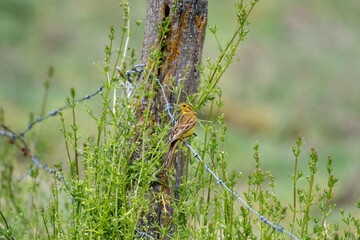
(1, 126, 153, 239)
(135, 229, 155, 240)
(19, 86, 104, 138)
(1, 63, 299, 239)
(186, 141, 298, 239)
(149, 73, 175, 123)
(122, 64, 175, 123)
(1, 127, 73, 192)
(18, 64, 146, 138)
(0, 65, 154, 240)
(148, 68, 300, 240)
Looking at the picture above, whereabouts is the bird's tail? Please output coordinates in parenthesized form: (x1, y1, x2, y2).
(164, 141, 178, 170)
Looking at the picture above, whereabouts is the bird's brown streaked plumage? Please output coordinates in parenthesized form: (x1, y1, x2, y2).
(163, 103, 197, 170)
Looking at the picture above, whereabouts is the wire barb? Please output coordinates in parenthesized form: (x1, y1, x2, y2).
(135, 229, 155, 240)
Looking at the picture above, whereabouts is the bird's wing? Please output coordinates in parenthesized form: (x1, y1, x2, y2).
(167, 114, 196, 144)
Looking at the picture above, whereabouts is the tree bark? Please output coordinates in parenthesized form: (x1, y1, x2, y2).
(140, 0, 207, 237)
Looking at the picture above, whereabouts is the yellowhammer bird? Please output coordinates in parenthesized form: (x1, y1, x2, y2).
(163, 103, 197, 170)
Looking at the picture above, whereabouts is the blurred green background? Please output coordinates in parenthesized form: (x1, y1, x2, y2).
(1, 0, 359, 217)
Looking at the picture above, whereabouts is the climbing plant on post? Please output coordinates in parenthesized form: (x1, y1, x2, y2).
(139, 0, 208, 237)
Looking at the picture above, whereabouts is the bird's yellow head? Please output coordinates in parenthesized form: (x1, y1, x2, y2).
(179, 103, 194, 113)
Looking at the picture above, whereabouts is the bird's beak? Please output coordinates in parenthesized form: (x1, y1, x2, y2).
(177, 104, 181, 108)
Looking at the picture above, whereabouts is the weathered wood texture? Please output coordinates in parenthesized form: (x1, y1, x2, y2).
(140, 0, 207, 237)
(141, 0, 207, 104)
